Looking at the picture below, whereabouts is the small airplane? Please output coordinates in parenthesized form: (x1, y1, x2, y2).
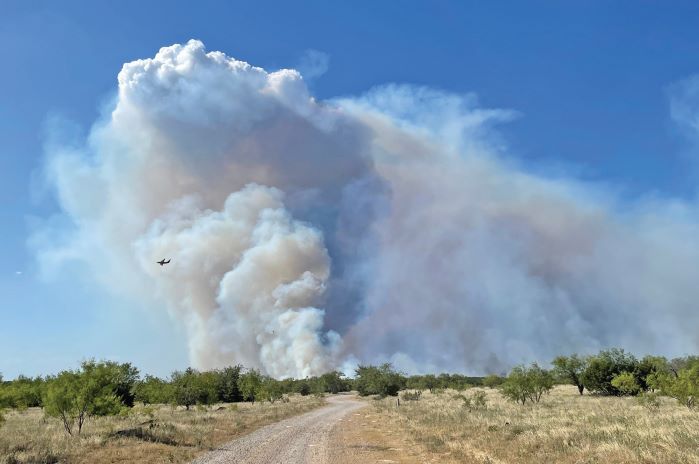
(157, 259, 171, 266)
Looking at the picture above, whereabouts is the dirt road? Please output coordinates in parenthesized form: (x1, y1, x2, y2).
(191, 395, 367, 464)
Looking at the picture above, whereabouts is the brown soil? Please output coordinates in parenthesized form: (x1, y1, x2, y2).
(327, 398, 426, 464)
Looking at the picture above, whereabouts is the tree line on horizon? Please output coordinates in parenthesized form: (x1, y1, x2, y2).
(1, 348, 698, 434)
(483, 349, 699, 408)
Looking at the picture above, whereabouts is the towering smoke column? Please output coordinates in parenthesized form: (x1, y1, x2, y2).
(39, 40, 699, 377)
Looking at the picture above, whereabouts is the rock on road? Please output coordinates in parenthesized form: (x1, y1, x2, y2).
(191, 395, 367, 464)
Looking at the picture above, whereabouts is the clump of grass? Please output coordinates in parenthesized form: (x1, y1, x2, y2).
(401, 390, 422, 401)
(636, 392, 661, 411)
(453, 390, 488, 411)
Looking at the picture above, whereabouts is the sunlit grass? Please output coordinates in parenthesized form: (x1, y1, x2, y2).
(0, 395, 324, 464)
(374, 385, 699, 463)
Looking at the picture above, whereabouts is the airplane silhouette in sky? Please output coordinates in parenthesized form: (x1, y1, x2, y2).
(157, 259, 171, 266)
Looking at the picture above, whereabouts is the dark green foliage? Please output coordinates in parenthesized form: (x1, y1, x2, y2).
(216, 365, 243, 402)
(82, 361, 139, 407)
(354, 363, 405, 397)
(635, 356, 668, 392)
(482, 374, 505, 388)
(405, 373, 480, 391)
(171, 368, 212, 410)
(134, 375, 174, 404)
(295, 380, 311, 396)
(552, 354, 588, 395)
(238, 369, 263, 403)
(318, 371, 351, 394)
(196, 371, 221, 405)
(501, 363, 554, 405)
(422, 375, 439, 393)
(581, 348, 639, 396)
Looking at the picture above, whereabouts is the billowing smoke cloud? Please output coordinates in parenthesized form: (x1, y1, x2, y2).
(37, 40, 699, 377)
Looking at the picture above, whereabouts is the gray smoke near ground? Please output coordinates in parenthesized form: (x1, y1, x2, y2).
(35, 40, 699, 377)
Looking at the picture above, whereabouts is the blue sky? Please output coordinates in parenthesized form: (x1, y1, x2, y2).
(3, 1, 699, 378)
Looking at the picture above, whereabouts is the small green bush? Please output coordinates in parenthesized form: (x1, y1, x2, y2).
(354, 364, 405, 397)
(482, 374, 505, 388)
(611, 372, 641, 396)
(501, 363, 554, 405)
(581, 348, 639, 396)
(44, 365, 123, 436)
(455, 391, 488, 411)
(652, 364, 699, 408)
(552, 354, 588, 395)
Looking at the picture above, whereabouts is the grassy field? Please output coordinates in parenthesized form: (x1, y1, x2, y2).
(372, 385, 699, 464)
(0, 395, 325, 464)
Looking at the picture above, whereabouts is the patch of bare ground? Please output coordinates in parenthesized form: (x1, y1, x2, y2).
(370, 385, 699, 464)
(328, 397, 426, 464)
(0, 395, 324, 464)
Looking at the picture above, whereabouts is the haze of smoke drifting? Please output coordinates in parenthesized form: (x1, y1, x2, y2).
(37, 40, 699, 377)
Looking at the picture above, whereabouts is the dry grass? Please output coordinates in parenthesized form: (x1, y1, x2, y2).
(0, 395, 325, 464)
(372, 385, 699, 464)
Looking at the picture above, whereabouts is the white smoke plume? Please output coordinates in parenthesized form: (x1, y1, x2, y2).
(37, 40, 699, 377)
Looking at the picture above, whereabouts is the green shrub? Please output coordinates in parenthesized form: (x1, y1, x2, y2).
(259, 379, 284, 403)
(134, 375, 174, 405)
(318, 371, 351, 394)
(171, 368, 205, 410)
(581, 348, 638, 396)
(296, 381, 311, 396)
(455, 391, 488, 411)
(0, 375, 45, 409)
(611, 372, 641, 396)
(482, 374, 505, 388)
(238, 369, 263, 403)
(44, 367, 122, 436)
(652, 364, 699, 408)
(501, 363, 553, 405)
(216, 365, 243, 402)
(354, 364, 405, 397)
(552, 354, 588, 395)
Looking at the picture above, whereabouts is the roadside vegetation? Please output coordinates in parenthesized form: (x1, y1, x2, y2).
(364, 350, 699, 464)
(373, 385, 699, 464)
(0, 362, 340, 463)
(1, 348, 698, 463)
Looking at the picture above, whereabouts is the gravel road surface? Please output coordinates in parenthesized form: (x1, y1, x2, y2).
(191, 395, 367, 464)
